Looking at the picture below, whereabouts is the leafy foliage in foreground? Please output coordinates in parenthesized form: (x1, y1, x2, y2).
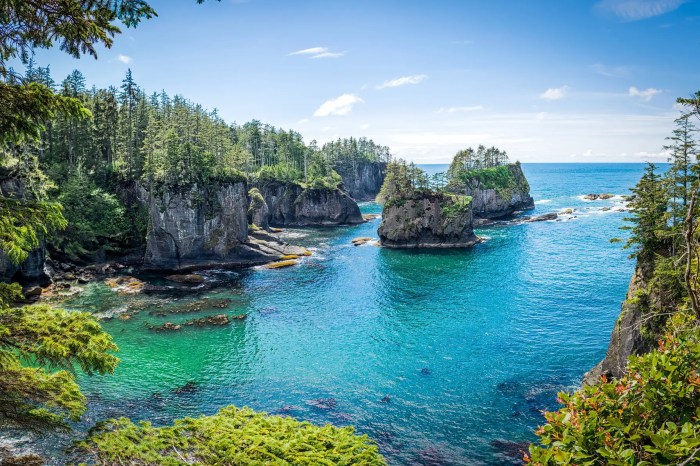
(79, 405, 387, 465)
(528, 313, 700, 465)
(0, 304, 119, 426)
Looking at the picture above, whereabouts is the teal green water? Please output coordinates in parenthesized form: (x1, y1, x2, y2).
(66, 163, 647, 465)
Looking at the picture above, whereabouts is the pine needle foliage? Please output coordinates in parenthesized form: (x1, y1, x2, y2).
(79, 405, 387, 465)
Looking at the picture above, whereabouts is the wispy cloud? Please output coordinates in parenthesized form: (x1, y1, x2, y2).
(436, 105, 484, 114)
(591, 63, 628, 77)
(314, 94, 364, 117)
(288, 46, 344, 59)
(377, 74, 428, 89)
(117, 54, 132, 64)
(595, 0, 686, 21)
(629, 86, 661, 101)
(540, 86, 570, 101)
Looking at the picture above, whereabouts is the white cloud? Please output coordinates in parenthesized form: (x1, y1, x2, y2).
(288, 47, 344, 59)
(629, 86, 661, 101)
(540, 86, 570, 101)
(377, 74, 428, 89)
(313, 94, 364, 117)
(595, 0, 686, 21)
(591, 63, 628, 77)
(117, 54, 132, 64)
(436, 105, 484, 114)
(309, 51, 344, 59)
(360, 123, 370, 129)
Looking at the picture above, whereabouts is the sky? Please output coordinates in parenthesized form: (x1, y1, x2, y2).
(26, 0, 700, 163)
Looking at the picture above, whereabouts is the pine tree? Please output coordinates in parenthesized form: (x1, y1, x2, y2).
(623, 163, 670, 261)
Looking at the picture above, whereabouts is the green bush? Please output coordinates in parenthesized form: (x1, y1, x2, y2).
(528, 313, 700, 465)
(254, 164, 304, 184)
(79, 405, 386, 465)
(52, 175, 130, 261)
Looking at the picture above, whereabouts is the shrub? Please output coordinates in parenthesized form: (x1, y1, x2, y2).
(528, 313, 700, 465)
(79, 405, 387, 465)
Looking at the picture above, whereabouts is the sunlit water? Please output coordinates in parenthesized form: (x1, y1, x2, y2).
(58, 163, 649, 465)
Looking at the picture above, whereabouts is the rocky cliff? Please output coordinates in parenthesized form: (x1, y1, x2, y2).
(255, 182, 364, 227)
(333, 161, 387, 201)
(583, 265, 655, 385)
(0, 171, 50, 285)
(378, 193, 479, 248)
(459, 162, 534, 218)
(142, 181, 306, 270)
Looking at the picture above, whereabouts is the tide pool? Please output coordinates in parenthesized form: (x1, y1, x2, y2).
(65, 163, 649, 465)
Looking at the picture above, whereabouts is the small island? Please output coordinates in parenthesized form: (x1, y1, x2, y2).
(377, 146, 534, 248)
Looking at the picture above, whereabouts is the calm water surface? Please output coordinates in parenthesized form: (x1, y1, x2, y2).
(65, 163, 650, 465)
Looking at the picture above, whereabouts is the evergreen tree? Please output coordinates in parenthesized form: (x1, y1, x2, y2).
(622, 163, 669, 261)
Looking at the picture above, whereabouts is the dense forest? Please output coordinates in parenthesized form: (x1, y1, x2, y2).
(377, 145, 511, 202)
(5, 63, 392, 261)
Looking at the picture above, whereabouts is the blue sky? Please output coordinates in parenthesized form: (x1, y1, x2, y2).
(27, 0, 700, 163)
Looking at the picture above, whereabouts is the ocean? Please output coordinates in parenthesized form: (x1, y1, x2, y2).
(65, 163, 651, 465)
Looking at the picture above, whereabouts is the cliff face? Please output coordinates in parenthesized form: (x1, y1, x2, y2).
(142, 182, 250, 269)
(462, 163, 534, 218)
(378, 194, 478, 248)
(256, 182, 364, 227)
(0, 173, 50, 285)
(142, 181, 308, 270)
(583, 266, 655, 385)
(333, 161, 387, 201)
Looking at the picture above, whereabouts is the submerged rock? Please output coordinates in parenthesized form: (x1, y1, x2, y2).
(306, 398, 337, 410)
(184, 314, 231, 327)
(523, 212, 558, 222)
(584, 193, 614, 201)
(351, 237, 374, 246)
(153, 322, 182, 331)
(105, 276, 144, 295)
(165, 274, 205, 284)
(173, 381, 198, 395)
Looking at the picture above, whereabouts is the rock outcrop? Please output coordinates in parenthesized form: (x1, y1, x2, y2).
(248, 188, 270, 231)
(333, 161, 387, 201)
(459, 162, 534, 218)
(141, 181, 307, 270)
(583, 266, 654, 385)
(0, 170, 51, 286)
(378, 193, 479, 248)
(255, 182, 364, 227)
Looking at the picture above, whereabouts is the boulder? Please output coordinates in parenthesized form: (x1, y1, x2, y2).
(165, 274, 205, 284)
(523, 212, 558, 222)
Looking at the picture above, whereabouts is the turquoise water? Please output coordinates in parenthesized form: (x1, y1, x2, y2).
(67, 163, 648, 465)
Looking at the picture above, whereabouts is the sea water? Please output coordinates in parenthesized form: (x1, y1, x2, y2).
(65, 163, 650, 465)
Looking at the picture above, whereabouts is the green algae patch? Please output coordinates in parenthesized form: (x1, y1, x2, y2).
(265, 259, 299, 269)
(79, 405, 386, 465)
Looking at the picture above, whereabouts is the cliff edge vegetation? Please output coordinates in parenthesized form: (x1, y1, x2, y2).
(377, 161, 478, 248)
(528, 95, 700, 465)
